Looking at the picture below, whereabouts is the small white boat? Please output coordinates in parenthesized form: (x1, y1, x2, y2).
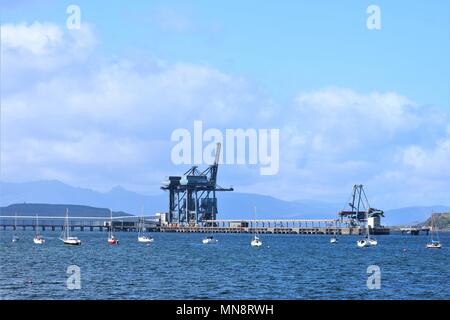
(60, 209, 81, 245)
(251, 235, 262, 247)
(33, 235, 45, 245)
(202, 236, 218, 244)
(138, 235, 154, 243)
(251, 207, 263, 247)
(357, 210, 377, 248)
(427, 213, 442, 249)
(12, 213, 19, 242)
(427, 241, 442, 249)
(63, 237, 81, 245)
(33, 215, 45, 244)
(138, 213, 154, 243)
(357, 239, 369, 248)
(330, 220, 338, 244)
(250, 235, 262, 247)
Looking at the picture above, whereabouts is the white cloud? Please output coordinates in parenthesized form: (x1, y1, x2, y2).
(0, 22, 273, 190)
(269, 87, 449, 207)
(1, 21, 96, 95)
(1, 21, 96, 62)
(1, 22, 64, 55)
(1, 21, 449, 207)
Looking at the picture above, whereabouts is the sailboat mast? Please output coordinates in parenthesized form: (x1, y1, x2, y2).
(109, 209, 113, 238)
(431, 213, 440, 242)
(65, 209, 70, 239)
(140, 206, 144, 236)
(254, 206, 257, 236)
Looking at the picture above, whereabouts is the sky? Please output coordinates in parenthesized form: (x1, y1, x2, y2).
(1, 0, 449, 209)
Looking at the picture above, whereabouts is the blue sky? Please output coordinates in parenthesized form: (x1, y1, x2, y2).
(1, 1, 449, 209)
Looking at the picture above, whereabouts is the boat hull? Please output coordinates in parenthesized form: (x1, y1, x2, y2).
(33, 237, 45, 244)
(426, 243, 442, 249)
(108, 238, 119, 245)
(138, 236, 154, 243)
(251, 239, 262, 247)
(202, 238, 218, 244)
(61, 238, 81, 245)
(357, 239, 377, 247)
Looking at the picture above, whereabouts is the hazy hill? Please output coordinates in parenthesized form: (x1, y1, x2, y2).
(383, 206, 450, 226)
(421, 212, 450, 229)
(1, 180, 449, 225)
(0, 203, 130, 217)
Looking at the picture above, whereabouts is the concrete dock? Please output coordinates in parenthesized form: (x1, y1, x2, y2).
(0, 217, 390, 235)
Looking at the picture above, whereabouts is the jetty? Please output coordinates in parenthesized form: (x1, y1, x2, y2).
(0, 216, 390, 235)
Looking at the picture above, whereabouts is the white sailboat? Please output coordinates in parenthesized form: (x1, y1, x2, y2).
(426, 213, 442, 249)
(60, 209, 81, 245)
(357, 210, 377, 248)
(202, 236, 218, 244)
(107, 209, 119, 245)
(250, 207, 262, 247)
(202, 204, 218, 244)
(330, 220, 338, 244)
(12, 213, 19, 243)
(138, 213, 153, 243)
(33, 214, 45, 244)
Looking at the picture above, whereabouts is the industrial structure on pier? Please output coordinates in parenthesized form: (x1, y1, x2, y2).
(161, 143, 233, 226)
(338, 184, 388, 234)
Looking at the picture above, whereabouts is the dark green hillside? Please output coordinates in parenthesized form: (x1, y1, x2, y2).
(422, 213, 450, 229)
(0, 203, 131, 217)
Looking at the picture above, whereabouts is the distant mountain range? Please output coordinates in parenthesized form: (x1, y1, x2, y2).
(1, 180, 449, 225)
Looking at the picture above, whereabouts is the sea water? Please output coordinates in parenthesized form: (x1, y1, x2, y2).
(0, 231, 449, 299)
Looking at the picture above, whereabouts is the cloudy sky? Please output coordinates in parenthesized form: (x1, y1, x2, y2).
(1, 0, 449, 209)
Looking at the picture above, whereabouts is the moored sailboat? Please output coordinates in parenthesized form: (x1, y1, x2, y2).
(357, 210, 377, 248)
(60, 209, 81, 245)
(250, 207, 262, 247)
(12, 213, 19, 243)
(33, 214, 45, 244)
(107, 209, 119, 245)
(426, 213, 442, 249)
(330, 220, 338, 244)
(138, 210, 153, 243)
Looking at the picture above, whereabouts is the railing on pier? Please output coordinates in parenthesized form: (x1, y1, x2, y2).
(0, 215, 159, 232)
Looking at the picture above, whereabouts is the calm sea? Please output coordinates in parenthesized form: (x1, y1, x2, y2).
(0, 231, 449, 300)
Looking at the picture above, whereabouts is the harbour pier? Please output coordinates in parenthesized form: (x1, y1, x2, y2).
(160, 219, 390, 235)
(0, 215, 159, 232)
(0, 216, 390, 235)
(399, 226, 430, 235)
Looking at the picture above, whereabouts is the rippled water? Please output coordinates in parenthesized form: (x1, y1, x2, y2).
(0, 231, 449, 299)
